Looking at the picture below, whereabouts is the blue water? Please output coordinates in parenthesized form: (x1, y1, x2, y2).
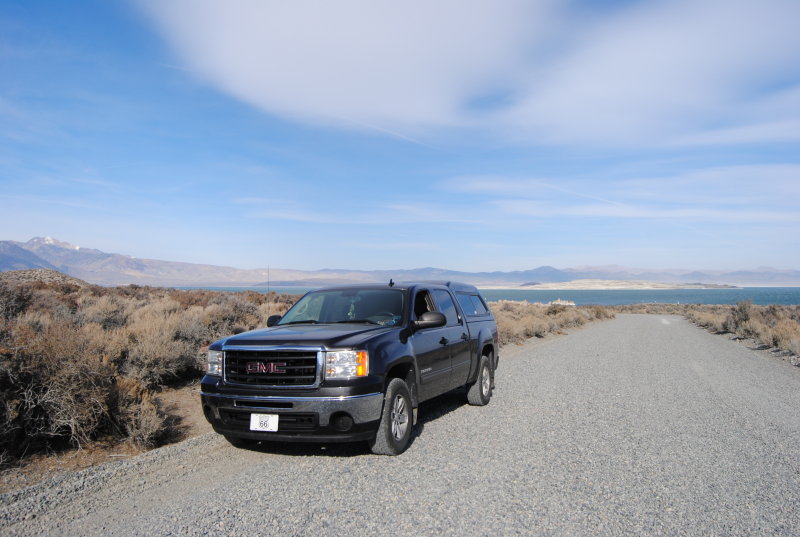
(479, 288, 800, 306)
(179, 286, 800, 306)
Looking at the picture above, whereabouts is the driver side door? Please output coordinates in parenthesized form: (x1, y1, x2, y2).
(410, 289, 452, 400)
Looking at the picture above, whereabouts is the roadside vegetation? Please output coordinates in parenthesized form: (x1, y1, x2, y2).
(0, 279, 295, 466)
(1, 272, 798, 468)
(491, 300, 616, 345)
(613, 302, 800, 363)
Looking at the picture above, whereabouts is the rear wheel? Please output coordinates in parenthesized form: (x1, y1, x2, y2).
(467, 354, 493, 406)
(369, 378, 413, 455)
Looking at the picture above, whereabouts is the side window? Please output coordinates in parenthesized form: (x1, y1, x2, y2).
(456, 293, 488, 317)
(456, 293, 477, 316)
(413, 290, 434, 319)
(470, 295, 488, 315)
(432, 289, 460, 327)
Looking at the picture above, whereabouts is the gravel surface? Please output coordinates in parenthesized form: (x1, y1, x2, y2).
(2, 314, 799, 536)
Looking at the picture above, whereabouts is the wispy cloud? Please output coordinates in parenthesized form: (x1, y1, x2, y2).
(138, 0, 800, 147)
(443, 175, 625, 206)
(440, 163, 800, 225)
(493, 199, 800, 223)
(234, 197, 478, 226)
(0, 193, 139, 215)
(339, 240, 439, 251)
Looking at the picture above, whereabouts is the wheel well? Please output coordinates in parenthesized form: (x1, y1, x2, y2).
(482, 344, 496, 370)
(385, 363, 418, 407)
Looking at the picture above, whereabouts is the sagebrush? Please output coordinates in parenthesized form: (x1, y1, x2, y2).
(489, 300, 615, 345)
(0, 281, 295, 462)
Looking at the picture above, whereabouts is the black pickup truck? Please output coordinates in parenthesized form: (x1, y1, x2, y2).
(200, 281, 498, 455)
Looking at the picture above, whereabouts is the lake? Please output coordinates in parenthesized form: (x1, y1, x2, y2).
(181, 286, 800, 306)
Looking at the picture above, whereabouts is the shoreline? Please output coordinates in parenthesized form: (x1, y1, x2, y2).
(478, 279, 740, 291)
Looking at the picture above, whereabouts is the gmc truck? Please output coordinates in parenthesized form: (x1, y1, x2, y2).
(200, 281, 498, 455)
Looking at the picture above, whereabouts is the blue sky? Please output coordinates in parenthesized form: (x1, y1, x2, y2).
(1, 0, 799, 272)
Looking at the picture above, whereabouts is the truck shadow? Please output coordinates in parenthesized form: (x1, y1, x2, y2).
(235, 388, 469, 458)
(243, 441, 371, 457)
(414, 388, 468, 432)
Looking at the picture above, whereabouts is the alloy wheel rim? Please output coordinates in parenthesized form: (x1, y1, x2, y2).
(481, 364, 491, 397)
(390, 394, 408, 440)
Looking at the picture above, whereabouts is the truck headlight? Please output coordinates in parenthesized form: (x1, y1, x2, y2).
(325, 350, 368, 379)
(207, 350, 223, 376)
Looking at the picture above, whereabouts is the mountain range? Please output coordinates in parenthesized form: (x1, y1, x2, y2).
(2, 237, 800, 287)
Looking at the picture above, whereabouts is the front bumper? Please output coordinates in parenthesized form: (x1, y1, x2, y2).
(201, 390, 384, 443)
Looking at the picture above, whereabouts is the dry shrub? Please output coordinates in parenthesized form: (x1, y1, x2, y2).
(769, 319, 800, 354)
(121, 395, 165, 448)
(0, 282, 33, 319)
(491, 300, 615, 346)
(0, 280, 301, 463)
(114, 377, 166, 449)
(0, 321, 117, 456)
(175, 305, 207, 345)
(125, 299, 201, 389)
(686, 310, 727, 333)
(79, 294, 134, 329)
(23, 285, 79, 323)
(725, 301, 752, 333)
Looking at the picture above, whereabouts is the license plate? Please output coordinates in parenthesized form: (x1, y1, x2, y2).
(249, 413, 279, 432)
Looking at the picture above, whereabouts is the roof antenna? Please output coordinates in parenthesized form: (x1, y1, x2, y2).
(389, 279, 394, 287)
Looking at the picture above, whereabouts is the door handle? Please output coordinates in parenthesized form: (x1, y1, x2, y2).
(461, 333, 468, 341)
(439, 337, 449, 346)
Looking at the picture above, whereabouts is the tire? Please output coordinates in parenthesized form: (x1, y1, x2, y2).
(467, 354, 493, 406)
(369, 378, 413, 455)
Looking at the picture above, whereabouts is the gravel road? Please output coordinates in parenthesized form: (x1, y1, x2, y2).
(2, 314, 800, 536)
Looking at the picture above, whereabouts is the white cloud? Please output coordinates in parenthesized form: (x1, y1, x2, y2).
(139, 0, 800, 146)
(138, 0, 550, 133)
(506, 0, 800, 144)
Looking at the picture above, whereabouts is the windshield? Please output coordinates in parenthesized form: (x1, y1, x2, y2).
(278, 289, 405, 326)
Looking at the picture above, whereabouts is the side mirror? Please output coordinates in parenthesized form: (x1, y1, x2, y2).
(413, 311, 446, 331)
(266, 315, 282, 327)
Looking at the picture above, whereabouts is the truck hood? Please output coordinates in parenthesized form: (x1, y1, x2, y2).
(216, 323, 395, 349)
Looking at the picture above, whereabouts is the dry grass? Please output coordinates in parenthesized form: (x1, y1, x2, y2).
(0, 280, 296, 465)
(490, 300, 615, 346)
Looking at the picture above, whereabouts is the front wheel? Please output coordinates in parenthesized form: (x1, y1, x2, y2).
(369, 378, 413, 455)
(467, 355, 493, 406)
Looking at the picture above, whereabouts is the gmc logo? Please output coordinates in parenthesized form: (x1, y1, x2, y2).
(245, 361, 287, 374)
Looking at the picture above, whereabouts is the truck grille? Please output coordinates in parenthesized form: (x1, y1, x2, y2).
(224, 350, 319, 386)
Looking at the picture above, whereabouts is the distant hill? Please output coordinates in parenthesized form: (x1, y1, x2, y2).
(0, 268, 89, 287)
(1, 237, 799, 287)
